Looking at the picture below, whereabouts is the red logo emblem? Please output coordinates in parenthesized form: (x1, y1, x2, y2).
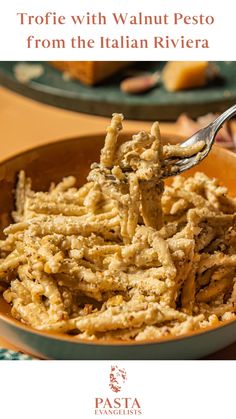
(109, 365, 127, 393)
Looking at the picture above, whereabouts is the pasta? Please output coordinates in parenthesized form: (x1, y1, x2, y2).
(1, 113, 236, 342)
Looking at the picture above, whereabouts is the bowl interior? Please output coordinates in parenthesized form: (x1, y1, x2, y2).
(0, 132, 236, 333)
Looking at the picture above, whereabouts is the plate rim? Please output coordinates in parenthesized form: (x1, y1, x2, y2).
(0, 61, 235, 121)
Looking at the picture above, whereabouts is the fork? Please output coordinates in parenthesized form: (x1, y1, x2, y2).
(162, 104, 236, 178)
(95, 104, 236, 183)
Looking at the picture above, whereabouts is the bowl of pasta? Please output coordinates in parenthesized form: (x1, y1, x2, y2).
(0, 114, 236, 359)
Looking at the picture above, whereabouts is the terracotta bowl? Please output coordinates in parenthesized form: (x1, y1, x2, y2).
(0, 133, 236, 360)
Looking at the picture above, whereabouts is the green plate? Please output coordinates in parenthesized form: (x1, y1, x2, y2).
(0, 62, 235, 120)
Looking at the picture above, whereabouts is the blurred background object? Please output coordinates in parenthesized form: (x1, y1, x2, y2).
(0, 61, 235, 120)
(50, 61, 131, 85)
(176, 113, 236, 150)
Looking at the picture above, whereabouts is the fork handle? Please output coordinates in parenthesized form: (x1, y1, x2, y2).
(212, 104, 236, 132)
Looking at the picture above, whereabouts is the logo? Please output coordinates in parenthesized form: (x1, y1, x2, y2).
(109, 365, 127, 393)
(94, 365, 142, 416)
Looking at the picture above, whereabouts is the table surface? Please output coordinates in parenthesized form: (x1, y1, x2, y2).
(0, 85, 235, 359)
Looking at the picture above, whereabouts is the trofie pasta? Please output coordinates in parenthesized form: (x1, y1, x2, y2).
(0, 114, 236, 342)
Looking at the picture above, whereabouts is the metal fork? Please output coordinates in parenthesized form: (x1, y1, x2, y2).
(95, 105, 236, 183)
(162, 104, 236, 178)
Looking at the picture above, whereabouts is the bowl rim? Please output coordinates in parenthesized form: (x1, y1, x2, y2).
(1, 300, 236, 347)
(0, 130, 185, 167)
(0, 134, 236, 347)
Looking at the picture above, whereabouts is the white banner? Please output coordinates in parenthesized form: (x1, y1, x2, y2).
(0, 361, 235, 419)
(0, 0, 235, 60)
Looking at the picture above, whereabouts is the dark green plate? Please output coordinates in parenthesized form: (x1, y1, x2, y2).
(0, 61, 235, 120)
